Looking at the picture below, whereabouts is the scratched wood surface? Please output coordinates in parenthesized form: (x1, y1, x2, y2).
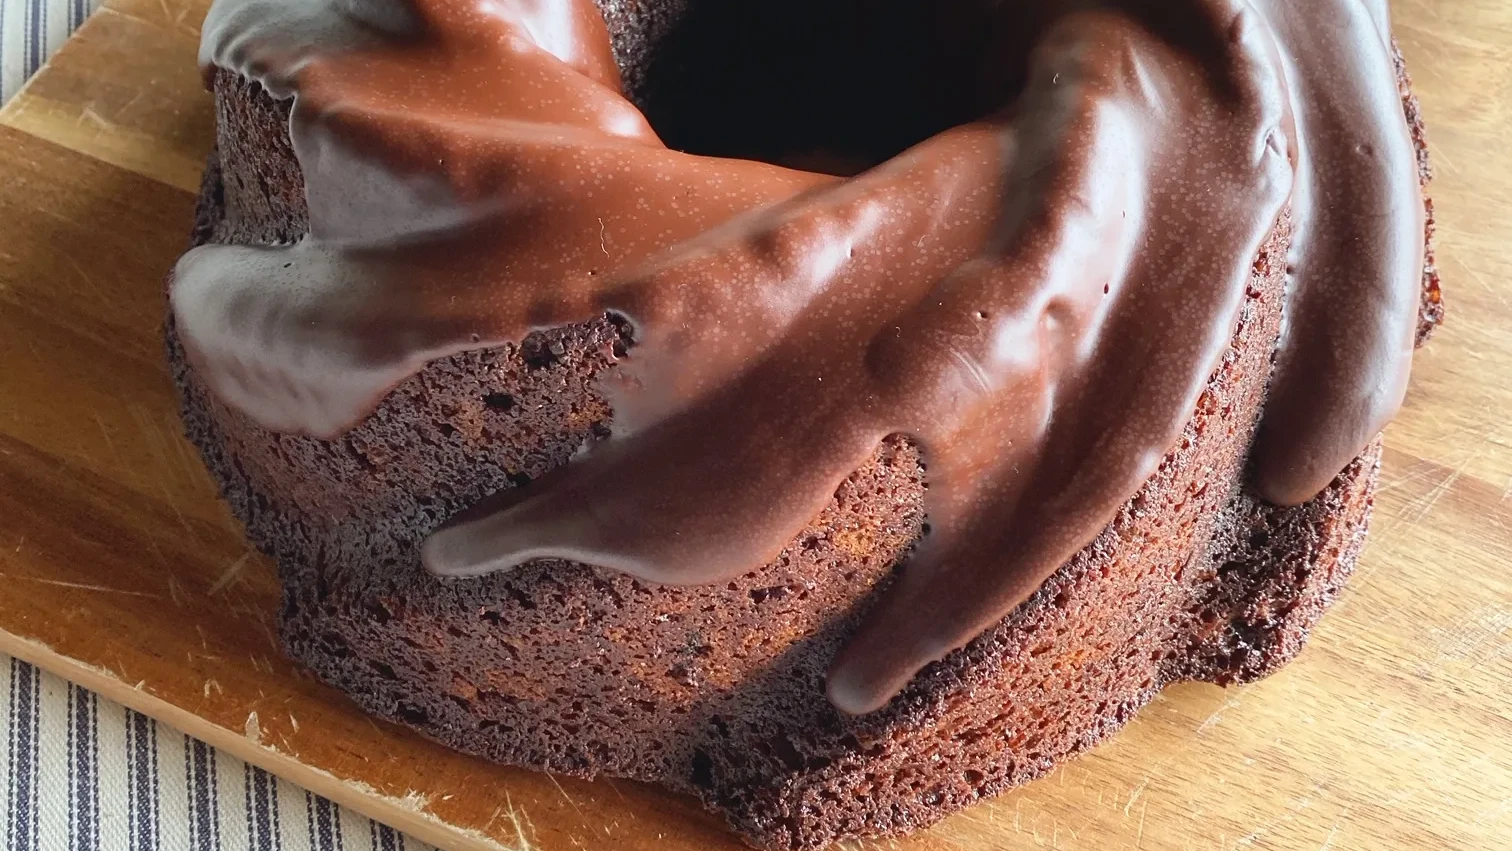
(0, 1, 1509, 848)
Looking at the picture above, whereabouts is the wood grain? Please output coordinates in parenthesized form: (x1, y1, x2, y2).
(1, 1, 1509, 849)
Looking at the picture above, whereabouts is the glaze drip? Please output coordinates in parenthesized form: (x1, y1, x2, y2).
(173, 0, 1425, 714)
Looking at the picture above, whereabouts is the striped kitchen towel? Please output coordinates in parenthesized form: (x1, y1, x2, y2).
(0, 0, 103, 105)
(0, 656, 440, 851)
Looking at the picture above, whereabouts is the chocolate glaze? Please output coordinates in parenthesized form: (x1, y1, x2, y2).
(1247, 0, 1424, 505)
(172, 0, 1424, 714)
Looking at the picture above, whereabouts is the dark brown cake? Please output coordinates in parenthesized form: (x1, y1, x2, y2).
(170, 2, 1442, 848)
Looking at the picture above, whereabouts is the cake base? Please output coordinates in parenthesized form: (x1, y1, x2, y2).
(172, 90, 1382, 845)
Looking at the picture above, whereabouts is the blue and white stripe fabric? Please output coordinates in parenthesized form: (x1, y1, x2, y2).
(0, 0, 103, 104)
(1, 657, 436, 851)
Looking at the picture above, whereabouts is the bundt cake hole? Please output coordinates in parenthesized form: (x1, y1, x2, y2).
(607, 0, 1027, 173)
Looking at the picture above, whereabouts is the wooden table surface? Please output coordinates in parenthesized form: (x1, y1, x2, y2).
(1, 1, 1509, 848)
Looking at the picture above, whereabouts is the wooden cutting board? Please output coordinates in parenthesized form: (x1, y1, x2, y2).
(2, 1, 1509, 848)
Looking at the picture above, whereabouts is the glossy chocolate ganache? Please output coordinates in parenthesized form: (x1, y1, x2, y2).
(173, 0, 1427, 714)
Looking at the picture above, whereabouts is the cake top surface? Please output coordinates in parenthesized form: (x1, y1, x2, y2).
(173, 0, 1425, 713)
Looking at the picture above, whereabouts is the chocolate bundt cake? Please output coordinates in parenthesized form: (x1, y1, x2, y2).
(168, 0, 1442, 847)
